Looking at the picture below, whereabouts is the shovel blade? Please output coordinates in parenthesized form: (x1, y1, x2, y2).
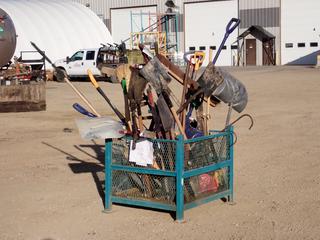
(157, 94, 174, 132)
(75, 117, 125, 140)
(213, 69, 248, 113)
(197, 63, 248, 113)
(140, 57, 172, 94)
(196, 62, 224, 97)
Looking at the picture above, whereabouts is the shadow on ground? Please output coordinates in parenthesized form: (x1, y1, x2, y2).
(42, 141, 106, 206)
(41, 141, 177, 220)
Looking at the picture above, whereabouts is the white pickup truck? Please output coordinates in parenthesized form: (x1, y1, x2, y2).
(54, 44, 127, 82)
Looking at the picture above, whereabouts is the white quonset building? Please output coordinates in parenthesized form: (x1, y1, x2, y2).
(0, 0, 113, 64)
(72, 0, 319, 66)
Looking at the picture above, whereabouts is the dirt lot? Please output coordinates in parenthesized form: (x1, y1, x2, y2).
(0, 66, 319, 240)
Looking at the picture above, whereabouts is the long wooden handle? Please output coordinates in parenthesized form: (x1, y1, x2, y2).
(170, 106, 188, 140)
(204, 96, 211, 135)
(137, 105, 144, 132)
(180, 62, 191, 130)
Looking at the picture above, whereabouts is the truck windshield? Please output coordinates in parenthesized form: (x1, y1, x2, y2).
(70, 51, 84, 61)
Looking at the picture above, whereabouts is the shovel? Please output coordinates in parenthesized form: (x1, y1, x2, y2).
(197, 18, 240, 97)
(30, 42, 101, 118)
(178, 18, 248, 117)
(179, 18, 240, 106)
(87, 69, 129, 128)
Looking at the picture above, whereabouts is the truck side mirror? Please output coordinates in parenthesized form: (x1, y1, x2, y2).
(66, 56, 70, 63)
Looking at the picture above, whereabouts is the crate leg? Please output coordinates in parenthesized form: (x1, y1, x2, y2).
(228, 127, 234, 204)
(175, 135, 185, 223)
(103, 139, 113, 213)
(227, 163, 234, 203)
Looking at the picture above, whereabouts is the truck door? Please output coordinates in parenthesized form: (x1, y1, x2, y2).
(83, 50, 100, 75)
(67, 50, 85, 76)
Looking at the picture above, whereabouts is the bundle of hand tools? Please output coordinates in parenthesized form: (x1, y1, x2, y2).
(30, 18, 253, 143)
(30, 18, 254, 201)
(30, 17, 254, 143)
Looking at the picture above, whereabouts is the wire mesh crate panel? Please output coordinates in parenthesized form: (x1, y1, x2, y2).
(111, 138, 176, 171)
(112, 170, 176, 205)
(184, 167, 230, 203)
(185, 134, 230, 171)
(112, 138, 129, 165)
(153, 140, 176, 171)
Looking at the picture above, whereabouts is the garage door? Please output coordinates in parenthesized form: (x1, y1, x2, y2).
(111, 6, 157, 46)
(184, 0, 238, 66)
(281, 0, 320, 65)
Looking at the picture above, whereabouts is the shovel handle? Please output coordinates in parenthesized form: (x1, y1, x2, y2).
(183, 50, 196, 63)
(30, 41, 54, 66)
(184, 51, 205, 70)
(192, 52, 205, 71)
(212, 18, 240, 65)
(226, 18, 241, 35)
(88, 70, 100, 89)
(121, 79, 132, 132)
(88, 69, 128, 128)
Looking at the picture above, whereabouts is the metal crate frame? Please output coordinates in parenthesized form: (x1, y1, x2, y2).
(104, 127, 234, 222)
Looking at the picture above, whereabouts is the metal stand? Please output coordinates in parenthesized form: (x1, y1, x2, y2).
(104, 128, 234, 222)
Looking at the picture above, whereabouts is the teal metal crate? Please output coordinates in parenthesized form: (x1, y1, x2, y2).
(104, 128, 234, 222)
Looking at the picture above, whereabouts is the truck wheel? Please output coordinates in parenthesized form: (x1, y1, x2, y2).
(53, 68, 66, 82)
(106, 75, 119, 83)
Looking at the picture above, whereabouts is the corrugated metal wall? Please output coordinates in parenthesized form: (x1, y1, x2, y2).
(239, 0, 280, 9)
(239, 0, 281, 65)
(71, 0, 230, 52)
(72, 0, 282, 64)
(72, 0, 231, 23)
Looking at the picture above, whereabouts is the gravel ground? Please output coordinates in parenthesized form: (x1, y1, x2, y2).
(0, 66, 319, 240)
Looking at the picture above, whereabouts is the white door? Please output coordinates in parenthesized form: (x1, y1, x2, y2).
(281, 0, 320, 65)
(67, 50, 85, 76)
(184, 0, 238, 66)
(83, 50, 100, 75)
(111, 6, 157, 45)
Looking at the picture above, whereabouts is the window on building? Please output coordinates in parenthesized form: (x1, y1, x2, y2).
(199, 46, 206, 50)
(189, 46, 196, 51)
(86, 51, 95, 60)
(285, 43, 293, 48)
(297, 43, 305, 48)
(310, 42, 318, 47)
(210, 46, 216, 50)
(231, 45, 238, 50)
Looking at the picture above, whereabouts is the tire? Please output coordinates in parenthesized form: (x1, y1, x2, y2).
(53, 68, 66, 82)
(109, 75, 118, 83)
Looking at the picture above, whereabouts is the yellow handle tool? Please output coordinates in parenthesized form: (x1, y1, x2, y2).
(88, 69, 129, 129)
